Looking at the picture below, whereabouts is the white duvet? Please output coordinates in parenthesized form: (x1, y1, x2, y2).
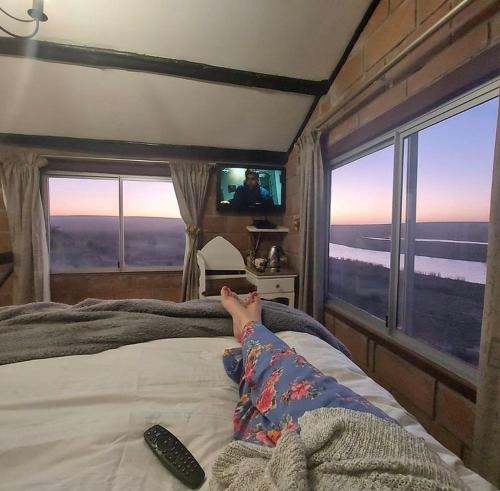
(0, 332, 494, 491)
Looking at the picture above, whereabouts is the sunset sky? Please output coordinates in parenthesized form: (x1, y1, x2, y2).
(49, 178, 182, 218)
(331, 97, 498, 225)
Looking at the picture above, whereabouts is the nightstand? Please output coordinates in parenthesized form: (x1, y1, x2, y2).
(246, 267, 297, 307)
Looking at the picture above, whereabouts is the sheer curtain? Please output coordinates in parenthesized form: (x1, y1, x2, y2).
(296, 131, 327, 321)
(170, 161, 211, 301)
(472, 103, 500, 487)
(0, 152, 50, 304)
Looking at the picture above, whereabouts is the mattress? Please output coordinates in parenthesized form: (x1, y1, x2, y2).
(0, 331, 494, 490)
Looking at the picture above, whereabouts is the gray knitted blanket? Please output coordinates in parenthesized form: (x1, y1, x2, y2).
(0, 298, 349, 365)
(210, 408, 468, 491)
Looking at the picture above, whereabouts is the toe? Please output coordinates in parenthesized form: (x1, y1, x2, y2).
(220, 286, 230, 297)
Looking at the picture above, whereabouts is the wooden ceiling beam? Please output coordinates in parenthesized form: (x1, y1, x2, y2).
(0, 38, 329, 96)
(0, 133, 288, 165)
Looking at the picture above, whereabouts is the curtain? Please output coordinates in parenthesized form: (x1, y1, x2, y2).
(297, 131, 327, 321)
(0, 152, 50, 304)
(170, 161, 211, 301)
(472, 103, 500, 487)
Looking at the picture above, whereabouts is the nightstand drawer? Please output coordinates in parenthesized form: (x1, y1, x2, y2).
(254, 277, 294, 294)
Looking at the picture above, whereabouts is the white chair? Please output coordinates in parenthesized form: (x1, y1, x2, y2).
(197, 236, 256, 299)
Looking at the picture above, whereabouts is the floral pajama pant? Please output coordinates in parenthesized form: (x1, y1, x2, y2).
(223, 322, 393, 447)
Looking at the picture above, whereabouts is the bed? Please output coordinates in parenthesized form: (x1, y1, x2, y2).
(0, 300, 494, 490)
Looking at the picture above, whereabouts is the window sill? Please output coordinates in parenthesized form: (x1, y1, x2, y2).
(325, 299, 477, 402)
(51, 268, 184, 275)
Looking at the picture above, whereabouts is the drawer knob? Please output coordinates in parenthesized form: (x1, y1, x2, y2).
(276, 284, 280, 288)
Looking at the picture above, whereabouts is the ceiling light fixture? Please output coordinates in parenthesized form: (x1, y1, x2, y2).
(0, 0, 48, 38)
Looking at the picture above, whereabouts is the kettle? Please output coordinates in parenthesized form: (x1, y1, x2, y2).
(268, 245, 283, 272)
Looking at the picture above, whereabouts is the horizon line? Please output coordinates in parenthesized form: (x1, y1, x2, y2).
(51, 214, 182, 219)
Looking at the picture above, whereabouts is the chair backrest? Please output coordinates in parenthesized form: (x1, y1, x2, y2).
(197, 236, 246, 297)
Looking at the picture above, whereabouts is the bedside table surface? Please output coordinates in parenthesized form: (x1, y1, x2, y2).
(246, 267, 297, 278)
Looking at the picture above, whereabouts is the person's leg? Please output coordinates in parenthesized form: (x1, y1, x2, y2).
(240, 322, 393, 435)
(221, 288, 294, 445)
(220, 287, 394, 447)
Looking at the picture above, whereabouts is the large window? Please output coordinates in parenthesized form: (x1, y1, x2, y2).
(47, 175, 185, 272)
(398, 98, 498, 367)
(328, 79, 499, 375)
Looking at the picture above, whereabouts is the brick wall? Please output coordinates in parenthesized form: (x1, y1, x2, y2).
(313, 0, 499, 152)
(51, 271, 183, 304)
(325, 310, 476, 463)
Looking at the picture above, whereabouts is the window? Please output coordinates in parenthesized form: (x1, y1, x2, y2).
(122, 180, 185, 267)
(47, 175, 185, 272)
(49, 177, 120, 270)
(398, 98, 499, 367)
(327, 79, 500, 376)
(329, 145, 394, 319)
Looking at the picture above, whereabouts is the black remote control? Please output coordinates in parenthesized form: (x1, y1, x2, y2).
(144, 424, 205, 489)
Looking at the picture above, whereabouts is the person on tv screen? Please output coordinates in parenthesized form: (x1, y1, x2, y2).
(231, 169, 275, 211)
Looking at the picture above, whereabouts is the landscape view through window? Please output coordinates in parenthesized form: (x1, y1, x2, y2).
(329, 97, 499, 367)
(49, 178, 185, 270)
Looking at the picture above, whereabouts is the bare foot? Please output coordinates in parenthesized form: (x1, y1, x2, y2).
(220, 286, 254, 339)
(245, 291, 262, 324)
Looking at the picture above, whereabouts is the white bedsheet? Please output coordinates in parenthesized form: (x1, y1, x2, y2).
(0, 332, 494, 491)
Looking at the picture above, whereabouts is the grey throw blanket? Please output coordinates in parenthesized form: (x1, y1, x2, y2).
(210, 408, 468, 491)
(0, 298, 349, 365)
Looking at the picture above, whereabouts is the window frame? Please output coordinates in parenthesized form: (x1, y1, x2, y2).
(327, 132, 396, 328)
(42, 171, 185, 274)
(328, 137, 395, 325)
(326, 76, 500, 383)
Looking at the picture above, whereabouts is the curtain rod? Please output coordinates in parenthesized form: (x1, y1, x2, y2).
(42, 154, 171, 164)
(315, 0, 475, 133)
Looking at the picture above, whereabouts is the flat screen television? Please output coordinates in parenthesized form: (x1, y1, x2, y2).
(216, 164, 285, 213)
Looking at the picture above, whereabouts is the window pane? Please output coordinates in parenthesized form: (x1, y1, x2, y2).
(329, 145, 394, 319)
(49, 177, 119, 270)
(123, 180, 185, 266)
(398, 97, 499, 367)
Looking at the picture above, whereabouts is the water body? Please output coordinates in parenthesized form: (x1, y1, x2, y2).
(329, 243, 486, 284)
(364, 237, 488, 246)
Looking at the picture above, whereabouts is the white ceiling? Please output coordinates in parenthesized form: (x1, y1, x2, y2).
(0, 58, 313, 151)
(0, 0, 371, 152)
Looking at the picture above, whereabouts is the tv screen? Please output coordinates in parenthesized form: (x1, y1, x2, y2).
(216, 165, 285, 213)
